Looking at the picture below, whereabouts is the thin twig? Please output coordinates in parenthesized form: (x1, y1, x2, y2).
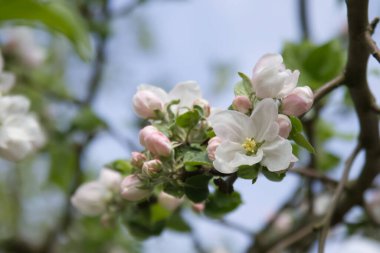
(318, 143, 361, 253)
(313, 74, 345, 104)
(366, 17, 380, 63)
(289, 167, 339, 186)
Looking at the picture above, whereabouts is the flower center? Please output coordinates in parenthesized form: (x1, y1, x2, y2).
(242, 138, 257, 155)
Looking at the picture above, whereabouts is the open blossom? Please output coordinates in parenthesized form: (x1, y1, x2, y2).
(120, 175, 150, 201)
(134, 81, 202, 115)
(276, 114, 292, 139)
(281, 86, 314, 116)
(209, 98, 293, 173)
(0, 114, 45, 161)
(251, 54, 300, 99)
(139, 126, 172, 157)
(71, 181, 111, 216)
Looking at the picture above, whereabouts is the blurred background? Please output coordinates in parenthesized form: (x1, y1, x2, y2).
(0, 0, 380, 252)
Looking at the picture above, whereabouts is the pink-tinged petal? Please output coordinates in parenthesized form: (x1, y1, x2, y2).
(260, 136, 293, 172)
(229, 148, 264, 168)
(209, 110, 253, 143)
(168, 81, 202, 108)
(252, 53, 284, 75)
(213, 141, 243, 173)
(250, 98, 279, 142)
(138, 84, 169, 102)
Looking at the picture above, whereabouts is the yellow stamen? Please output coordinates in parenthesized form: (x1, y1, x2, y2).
(242, 138, 257, 154)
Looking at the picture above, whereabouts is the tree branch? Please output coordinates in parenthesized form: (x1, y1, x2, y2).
(289, 167, 339, 187)
(313, 74, 345, 105)
(318, 143, 361, 253)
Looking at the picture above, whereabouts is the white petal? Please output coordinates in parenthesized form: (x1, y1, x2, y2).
(278, 70, 300, 97)
(138, 84, 169, 102)
(0, 72, 15, 93)
(209, 110, 253, 143)
(253, 66, 289, 98)
(260, 136, 292, 172)
(213, 141, 243, 173)
(252, 53, 283, 75)
(168, 81, 201, 107)
(229, 148, 263, 168)
(250, 98, 279, 142)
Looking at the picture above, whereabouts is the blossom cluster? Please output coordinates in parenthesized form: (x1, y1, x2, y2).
(0, 51, 45, 161)
(71, 53, 314, 237)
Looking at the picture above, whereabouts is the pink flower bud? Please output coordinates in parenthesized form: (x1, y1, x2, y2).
(232, 95, 252, 114)
(142, 159, 162, 177)
(192, 202, 205, 213)
(120, 175, 150, 201)
(207, 136, 222, 161)
(158, 192, 183, 211)
(276, 114, 292, 139)
(133, 90, 164, 119)
(282, 86, 313, 116)
(139, 126, 172, 157)
(131, 152, 147, 167)
(139, 125, 159, 146)
(193, 98, 211, 117)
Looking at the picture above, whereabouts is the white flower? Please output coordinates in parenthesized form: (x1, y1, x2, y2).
(135, 81, 202, 114)
(0, 114, 45, 161)
(99, 168, 123, 193)
(71, 181, 112, 216)
(0, 95, 30, 120)
(0, 50, 15, 93)
(209, 98, 293, 173)
(251, 54, 299, 99)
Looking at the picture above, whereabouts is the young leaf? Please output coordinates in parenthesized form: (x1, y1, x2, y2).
(184, 175, 211, 203)
(183, 150, 212, 167)
(237, 165, 260, 180)
(205, 190, 242, 218)
(176, 110, 201, 129)
(291, 132, 315, 153)
(289, 116, 303, 133)
(261, 168, 286, 182)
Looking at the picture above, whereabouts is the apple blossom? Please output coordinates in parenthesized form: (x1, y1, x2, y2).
(120, 175, 150, 201)
(192, 202, 205, 213)
(251, 53, 300, 99)
(139, 126, 172, 157)
(0, 114, 45, 161)
(209, 98, 293, 173)
(0, 95, 30, 120)
(281, 86, 314, 116)
(207, 136, 222, 161)
(232, 95, 252, 114)
(142, 159, 162, 177)
(0, 51, 15, 92)
(158, 192, 183, 211)
(276, 114, 292, 139)
(131, 151, 146, 167)
(71, 182, 111, 216)
(132, 89, 164, 119)
(99, 168, 123, 192)
(135, 81, 202, 115)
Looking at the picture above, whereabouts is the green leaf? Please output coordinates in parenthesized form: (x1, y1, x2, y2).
(108, 160, 133, 174)
(290, 132, 315, 153)
(72, 106, 106, 132)
(150, 203, 171, 224)
(0, 0, 92, 60)
(176, 110, 201, 129)
(183, 150, 212, 167)
(282, 40, 345, 89)
(261, 168, 286, 182)
(205, 191, 242, 218)
(166, 212, 191, 232)
(289, 116, 303, 133)
(237, 165, 260, 180)
(184, 175, 211, 203)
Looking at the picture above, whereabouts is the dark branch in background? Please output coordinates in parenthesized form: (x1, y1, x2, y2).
(289, 167, 339, 187)
(318, 143, 361, 253)
(298, 0, 310, 40)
